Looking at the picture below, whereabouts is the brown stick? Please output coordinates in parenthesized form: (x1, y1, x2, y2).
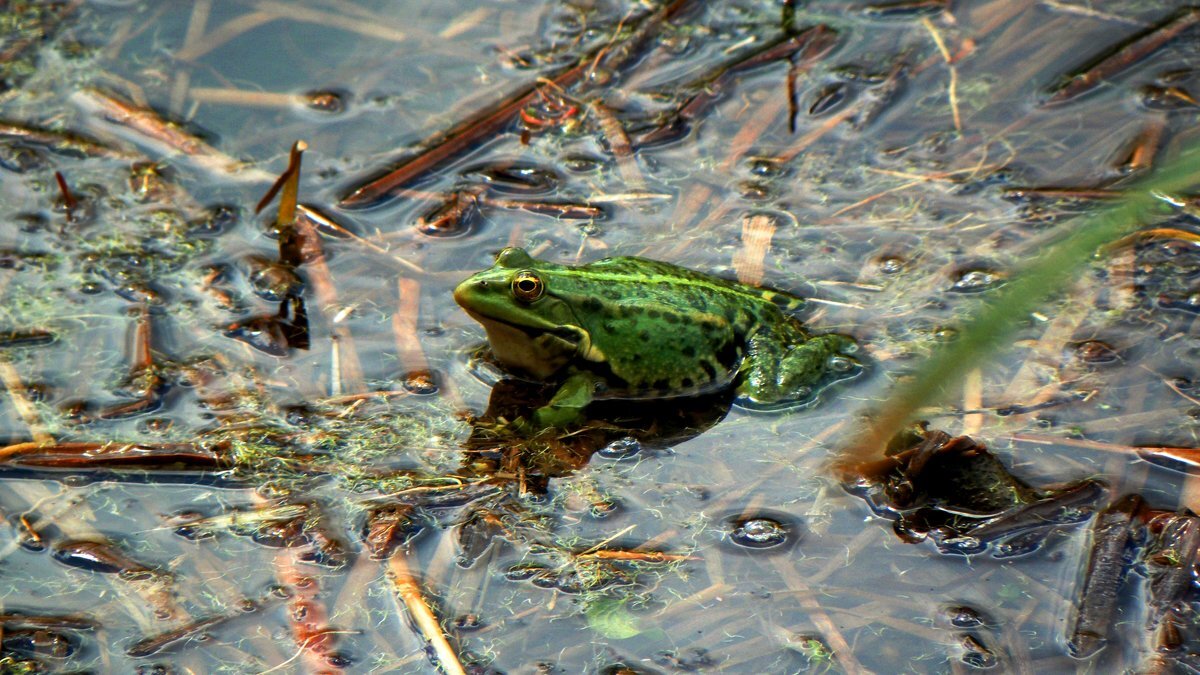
(71, 88, 272, 181)
(1045, 8, 1200, 105)
(590, 101, 646, 191)
(0, 122, 129, 158)
(387, 552, 467, 675)
(0, 359, 52, 445)
(172, 11, 276, 61)
(338, 0, 697, 208)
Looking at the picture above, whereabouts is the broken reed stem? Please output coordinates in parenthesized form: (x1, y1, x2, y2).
(0, 358, 53, 445)
(271, 142, 365, 395)
(922, 17, 962, 132)
(172, 11, 275, 61)
(393, 278, 433, 375)
(274, 550, 344, 674)
(340, 0, 697, 208)
(962, 367, 983, 435)
(769, 557, 864, 673)
(387, 551, 467, 675)
(1046, 7, 1200, 105)
(732, 214, 776, 286)
(71, 88, 272, 181)
(590, 101, 646, 191)
(189, 87, 299, 108)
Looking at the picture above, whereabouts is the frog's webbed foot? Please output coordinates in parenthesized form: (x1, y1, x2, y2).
(530, 370, 602, 429)
(736, 332, 860, 409)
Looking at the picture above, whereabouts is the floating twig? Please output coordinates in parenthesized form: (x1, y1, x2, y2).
(1117, 117, 1165, 174)
(0, 358, 52, 445)
(590, 101, 646, 191)
(387, 551, 467, 675)
(0, 122, 129, 158)
(339, 0, 697, 208)
(71, 88, 271, 181)
(921, 17, 961, 131)
(732, 213, 777, 286)
(1045, 8, 1200, 105)
(53, 170, 78, 219)
(0, 441, 231, 469)
(636, 25, 840, 146)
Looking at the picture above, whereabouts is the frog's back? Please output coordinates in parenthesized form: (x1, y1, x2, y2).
(579, 255, 805, 315)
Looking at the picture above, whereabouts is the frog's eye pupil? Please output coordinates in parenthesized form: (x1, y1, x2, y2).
(512, 271, 544, 303)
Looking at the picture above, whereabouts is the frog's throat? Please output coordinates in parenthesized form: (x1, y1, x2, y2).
(464, 310, 606, 374)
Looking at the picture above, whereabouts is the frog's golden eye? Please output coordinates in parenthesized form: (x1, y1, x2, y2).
(511, 270, 544, 303)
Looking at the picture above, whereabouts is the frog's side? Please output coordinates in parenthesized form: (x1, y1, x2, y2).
(454, 247, 859, 428)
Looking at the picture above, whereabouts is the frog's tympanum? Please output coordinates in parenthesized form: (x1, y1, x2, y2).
(454, 247, 861, 428)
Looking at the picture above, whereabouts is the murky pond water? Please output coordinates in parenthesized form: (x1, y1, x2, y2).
(3, 1, 1200, 673)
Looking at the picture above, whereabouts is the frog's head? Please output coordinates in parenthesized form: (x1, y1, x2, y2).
(454, 248, 596, 378)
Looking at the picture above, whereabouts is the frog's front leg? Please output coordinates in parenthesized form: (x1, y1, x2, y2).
(737, 331, 859, 408)
(532, 370, 602, 428)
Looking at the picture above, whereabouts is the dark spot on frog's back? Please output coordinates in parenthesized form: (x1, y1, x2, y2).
(581, 297, 602, 313)
(602, 289, 621, 300)
(699, 359, 718, 380)
(663, 313, 679, 323)
(681, 345, 695, 358)
(646, 308, 661, 319)
(638, 330, 651, 342)
(680, 377, 694, 388)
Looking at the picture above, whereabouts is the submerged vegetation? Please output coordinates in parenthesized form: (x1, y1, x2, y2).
(1, 0, 1200, 673)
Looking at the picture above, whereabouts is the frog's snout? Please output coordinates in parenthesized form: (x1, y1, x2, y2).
(453, 278, 487, 308)
(452, 280, 471, 307)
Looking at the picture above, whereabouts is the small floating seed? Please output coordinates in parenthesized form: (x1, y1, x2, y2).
(461, 162, 561, 194)
(747, 156, 787, 177)
(416, 189, 481, 238)
(957, 633, 998, 669)
(598, 437, 642, 460)
(15, 213, 47, 232)
(302, 89, 347, 114)
(190, 204, 239, 236)
(950, 268, 1004, 293)
(504, 563, 547, 582)
(402, 370, 439, 395)
(223, 317, 290, 356)
(3, 628, 77, 659)
(1070, 340, 1120, 364)
(877, 256, 905, 274)
(453, 614, 484, 631)
(729, 516, 791, 549)
(1139, 85, 1198, 110)
(942, 605, 993, 628)
(247, 259, 303, 301)
(562, 154, 605, 173)
(809, 82, 849, 116)
(738, 180, 772, 200)
(137, 417, 174, 435)
(52, 540, 134, 574)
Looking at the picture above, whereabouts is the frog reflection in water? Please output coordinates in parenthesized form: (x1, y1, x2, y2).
(454, 247, 861, 428)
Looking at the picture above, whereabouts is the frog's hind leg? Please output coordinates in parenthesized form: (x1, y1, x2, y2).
(736, 331, 860, 409)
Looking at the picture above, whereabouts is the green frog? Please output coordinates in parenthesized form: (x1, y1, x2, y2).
(454, 247, 860, 428)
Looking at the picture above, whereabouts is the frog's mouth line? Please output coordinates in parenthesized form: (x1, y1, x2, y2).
(460, 308, 605, 363)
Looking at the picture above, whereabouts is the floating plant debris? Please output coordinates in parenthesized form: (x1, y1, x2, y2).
(845, 426, 1105, 556)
